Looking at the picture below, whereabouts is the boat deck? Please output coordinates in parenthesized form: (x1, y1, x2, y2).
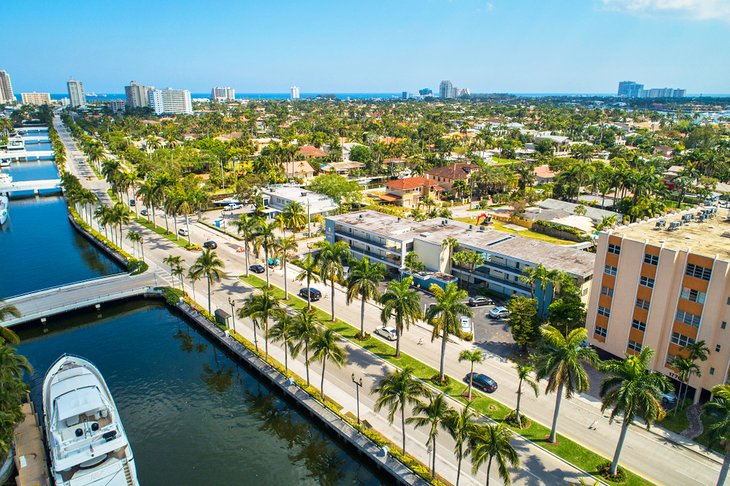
(13, 400, 51, 486)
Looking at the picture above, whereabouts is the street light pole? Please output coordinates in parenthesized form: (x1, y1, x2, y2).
(351, 373, 363, 425)
(228, 297, 236, 332)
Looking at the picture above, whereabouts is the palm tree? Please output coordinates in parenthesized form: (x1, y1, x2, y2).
(670, 356, 700, 414)
(273, 236, 298, 300)
(239, 289, 283, 360)
(171, 263, 185, 290)
(268, 314, 296, 372)
(514, 363, 539, 426)
(458, 349, 484, 400)
(600, 347, 671, 476)
(442, 236, 459, 274)
(0, 300, 21, 344)
(678, 340, 710, 406)
(445, 401, 478, 486)
(372, 366, 429, 456)
(469, 423, 520, 486)
(127, 230, 143, 260)
(163, 254, 183, 278)
(314, 240, 351, 322)
(282, 201, 307, 233)
(535, 326, 598, 443)
(346, 257, 385, 338)
(309, 328, 347, 400)
(706, 384, 730, 486)
(255, 220, 276, 288)
(189, 249, 226, 314)
(234, 213, 260, 277)
(379, 276, 422, 358)
(425, 283, 472, 383)
(295, 254, 321, 310)
(407, 392, 452, 479)
(291, 308, 321, 387)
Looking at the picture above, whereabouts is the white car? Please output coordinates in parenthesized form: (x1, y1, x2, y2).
(374, 326, 398, 341)
(178, 228, 189, 237)
(460, 316, 471, 332)
(223, 203, 242, 212)
(488, 307, 510, 319)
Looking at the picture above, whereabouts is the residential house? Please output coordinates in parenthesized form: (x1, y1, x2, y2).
(425, 162, 478, 191)
(379, 176, 443, 208)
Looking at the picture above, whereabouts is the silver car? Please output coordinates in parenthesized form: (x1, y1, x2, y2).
(374, 326, 398, 341)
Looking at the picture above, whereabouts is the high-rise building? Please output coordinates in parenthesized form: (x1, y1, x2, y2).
(106, 99, 126, 114)
(290, 86, 300, 99)
(0, 70, 15, 104)
(419, 88, 433, 97)
(439, 80, 453, 99)
(147, 88, 193, 115)
(20, 92, 52, 105)
(586, 208, 730, 403)
(617, 81, 644, 98)
(211, 87, 235, 102)
(125, 81, 151, 110)
(67, 79, 86, 107)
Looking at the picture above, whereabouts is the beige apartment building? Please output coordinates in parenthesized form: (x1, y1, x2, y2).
(586, 207, 730, 402)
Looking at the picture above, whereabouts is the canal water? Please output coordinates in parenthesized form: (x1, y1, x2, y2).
(16, 301, 385, 485)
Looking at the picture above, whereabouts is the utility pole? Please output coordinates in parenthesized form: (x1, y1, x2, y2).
(228, 297, 236, 332)
(351, 373, 363, 425)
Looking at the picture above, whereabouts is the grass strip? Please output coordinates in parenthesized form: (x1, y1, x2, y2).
(134, 217, 193, 249)
(241, 273, 654, 486)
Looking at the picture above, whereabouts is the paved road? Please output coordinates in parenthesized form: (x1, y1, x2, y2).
(56, 119, 727, 486)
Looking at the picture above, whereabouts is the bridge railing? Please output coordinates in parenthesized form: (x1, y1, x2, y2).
(4, 272, 137, 301)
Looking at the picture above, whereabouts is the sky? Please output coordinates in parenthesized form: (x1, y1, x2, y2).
(2, 0, 729, 94)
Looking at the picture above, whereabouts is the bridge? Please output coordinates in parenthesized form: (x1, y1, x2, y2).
(1, 272, 163, 328)
(22, 135, 51, 144)
(0, 149, 55, 162)
(0, 178, 62, 196)
(14, 126, 48, 134)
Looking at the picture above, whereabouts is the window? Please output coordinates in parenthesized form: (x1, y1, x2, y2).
(710, 367, 715, 375)
(598, 306, 611, 318)
(716, 345, 722, 352)
(640, 276, 655, 288)
(604, 265, 617, 276)
(676, 310, 701, 328)
(643, 253, 659, 266)
(595, 326, 607, 338)
(671, 332, 696, 347)
(636, 298, 650, 310)
(681, 288, 706, 304)
(601, 286, 614, 297)
(628, 340, 642, 352)
(632, 319, 646, 332)
(727, 297, 730, 305)
(686, 263, 712, 281)
(607, 243, 621, 255)
(723, 321, 727, 330)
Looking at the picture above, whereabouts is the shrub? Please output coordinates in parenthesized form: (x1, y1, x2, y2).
(461, 332, 474, 342)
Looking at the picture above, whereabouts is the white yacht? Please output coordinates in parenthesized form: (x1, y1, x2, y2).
(43, 355, 139, 486)
(0, 194, 8, 226)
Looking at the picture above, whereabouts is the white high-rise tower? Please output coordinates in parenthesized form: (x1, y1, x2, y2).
(290, 86, 300, 99)
(67, 79, 86, 107)
(0, 70, 15, 104)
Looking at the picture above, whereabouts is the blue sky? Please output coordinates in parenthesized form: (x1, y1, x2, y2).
(3, 0, 729, 94)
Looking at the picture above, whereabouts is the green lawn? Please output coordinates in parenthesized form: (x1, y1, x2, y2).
(240, 274, 654, 486)
(455, 217, 575, 245)
(135, 217, 191, 249)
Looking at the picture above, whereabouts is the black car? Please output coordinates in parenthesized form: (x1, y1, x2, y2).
(249, 264, 265, 274)
(464, 372, 498, 393)
(298, 288, 322, 301)
(203, 240, 217, 249)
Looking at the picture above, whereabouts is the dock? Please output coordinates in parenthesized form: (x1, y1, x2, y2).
(0, 150, 55, 162)
(0, 179, 63, 196)
(13, 399, 50, 486)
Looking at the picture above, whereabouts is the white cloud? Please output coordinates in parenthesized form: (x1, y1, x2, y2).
(601, 0, 730, 21)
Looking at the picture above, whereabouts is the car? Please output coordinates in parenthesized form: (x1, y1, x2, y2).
(460, 315, 471, 332)
(488, 307, 510, 319)
(203, 240, 217, 249)
(249, 264, 265, 274)
(222, 203, 242, 212)
(140, 208, 149, 216)
(129, 199, 136, 207)
(178, 228, 189, 237)
(464, 372, 498, 393)
(468, 296, 494, 307)
(374, 326, 398, 341)
(298, 287, 322, 301)
(661, 391, 677, 406)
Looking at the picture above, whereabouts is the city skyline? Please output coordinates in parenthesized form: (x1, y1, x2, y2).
(1, 0, 728, 94)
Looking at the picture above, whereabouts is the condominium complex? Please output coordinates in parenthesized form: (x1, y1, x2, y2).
(586, 208, 730, 402)
(326, 211, 595, 309)
(147, 88, 193, 115)
(20, 92, 52, 106)
(261, 185, 338, 217)
(106, 99, 126, 114)
(290, 86, 300, 99)
(125, 81, 151, 109)
(617, 80, 685, 98)
(439, 80, 454, 99)
(211, 86, 235, 102)
(67, 79, 86, 107)
(0, 70, 15, 104)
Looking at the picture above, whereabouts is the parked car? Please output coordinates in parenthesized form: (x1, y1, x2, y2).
(249, 264, 265, 274)
(464, 372, 498, 393)
(468, 296, 494, 307)
(661, 391, 678, 406)
(374, 326, 398, 341)
(298, 288, 322, 301)
(178, 228, 189, 237)
(460, 315, 471, 333)
(203, 240, 217, 249)
(488, 307, 510, 319)
(222, 203, 242, 212)
(140, 208, 149, 216)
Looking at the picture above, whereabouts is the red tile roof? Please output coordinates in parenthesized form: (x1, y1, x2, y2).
(533, 164, 556, 179)
(298, 145, 327, 157)
(378, 194, 402, 202)
(386, 176, 440, 190)
(425, 163, 477, 181)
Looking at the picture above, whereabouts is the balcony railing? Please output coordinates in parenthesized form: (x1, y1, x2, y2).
(334, 229, 400, 254)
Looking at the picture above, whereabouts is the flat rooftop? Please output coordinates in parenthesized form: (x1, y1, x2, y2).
(613, 207, 730, 260)
(329, 211, 596, 277)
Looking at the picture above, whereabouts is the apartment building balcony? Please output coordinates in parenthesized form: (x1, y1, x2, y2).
(334, 228, 401, 254)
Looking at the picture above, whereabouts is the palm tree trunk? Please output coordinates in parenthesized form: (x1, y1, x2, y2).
(284, 346, 288, 372)
(283, 258, 289, 299)
(516, 379, 523, 424)
(439, 330, 448, 382)
(265, 247, 270, 288)
(610, 419, 630, 475)
(456, 452, 463, 486)
(330, 279, 336, 321)
(401, 407, 407, 455)
(395, 333, 401, 358)
(486, 456, 493, 486)
(431, 437, 437, 479)
(360, 297, 366, 337)
(141, 243, 144, 262)
(717, 446, 730, 486)
(207, 277, 212, 314)
(244, 238, 250, 277)
(304, 343, 310, 387)
(320, 360, 326, 399)
(468, 363, 475, 399)
(185, 215, 191, 246)
(253, 321, 258, 352)
(264, 317, 269, 360)
(549, 383, 564, 443)
(307, 275, 312, 310)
